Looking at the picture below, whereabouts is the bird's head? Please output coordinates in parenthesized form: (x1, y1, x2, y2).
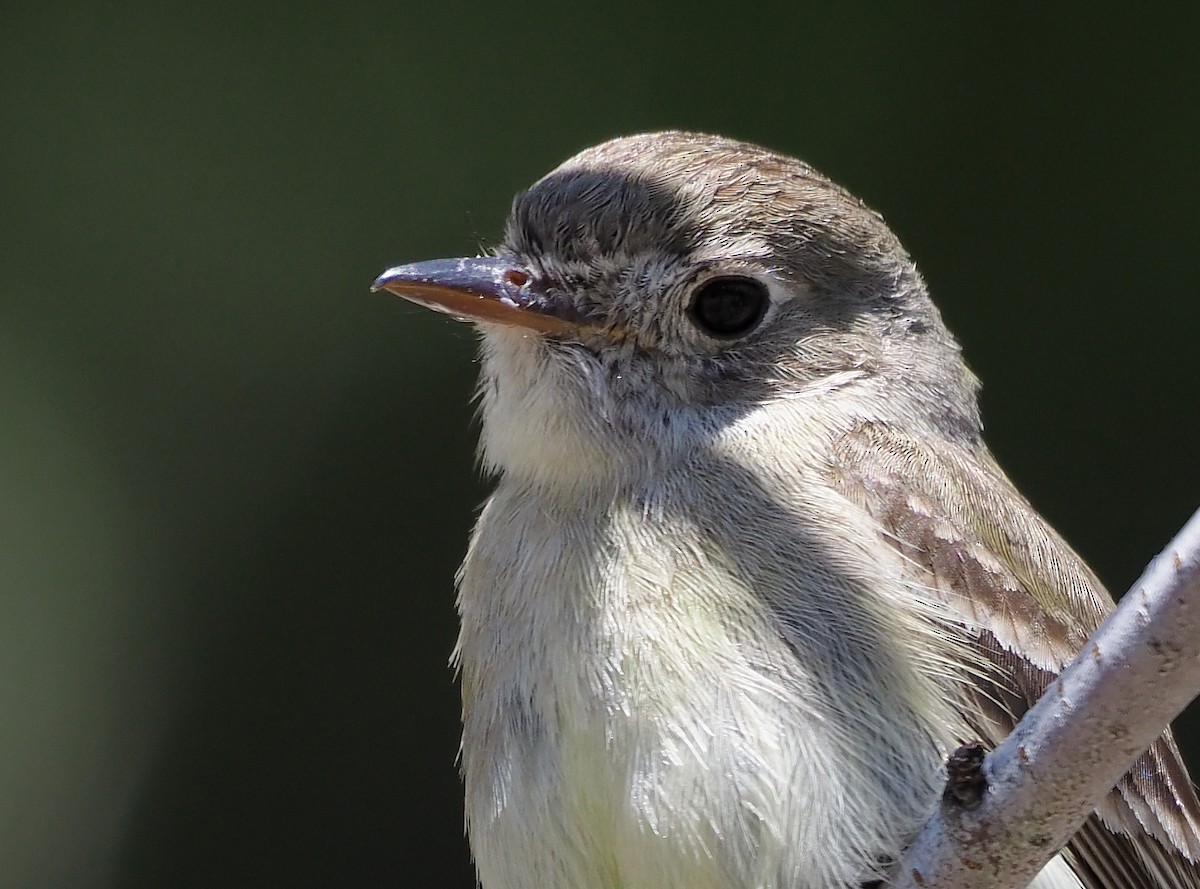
(375, 132, 980, 491)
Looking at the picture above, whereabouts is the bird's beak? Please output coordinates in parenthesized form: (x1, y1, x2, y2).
(371, 257, 579, 335)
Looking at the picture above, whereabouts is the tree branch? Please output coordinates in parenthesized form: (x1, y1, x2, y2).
(891, 507, 1200, 889)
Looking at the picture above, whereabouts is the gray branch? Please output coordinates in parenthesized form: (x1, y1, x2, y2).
(891, 507, 1200, 889)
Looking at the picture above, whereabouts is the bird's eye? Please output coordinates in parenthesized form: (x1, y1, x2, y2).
(687, 277, 769, 339)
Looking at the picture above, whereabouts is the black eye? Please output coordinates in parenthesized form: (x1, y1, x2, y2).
(688, 276, 769, 339)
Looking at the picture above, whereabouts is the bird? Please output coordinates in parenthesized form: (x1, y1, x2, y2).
(373, 132, 1200, 889)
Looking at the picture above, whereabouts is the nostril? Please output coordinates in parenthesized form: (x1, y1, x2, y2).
(504, 269, 530, 288)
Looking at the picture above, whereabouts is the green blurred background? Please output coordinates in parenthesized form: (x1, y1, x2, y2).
(2, 3, 1198, 887)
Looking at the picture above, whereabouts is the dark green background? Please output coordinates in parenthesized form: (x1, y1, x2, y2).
(3, 4, 1197, 887)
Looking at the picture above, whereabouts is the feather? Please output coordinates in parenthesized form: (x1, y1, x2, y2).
(831, 420, 1200, 887)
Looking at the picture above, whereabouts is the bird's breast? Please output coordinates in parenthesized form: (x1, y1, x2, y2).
(455, 464, 963, 889)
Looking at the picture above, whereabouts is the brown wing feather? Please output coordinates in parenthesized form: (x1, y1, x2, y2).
(830, 421, 1200, 888)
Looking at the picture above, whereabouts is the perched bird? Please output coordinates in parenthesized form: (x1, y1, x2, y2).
(374, 132, 1200, 889)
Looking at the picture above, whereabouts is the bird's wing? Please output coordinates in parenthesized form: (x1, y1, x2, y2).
(829, 421, 1200, 889)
